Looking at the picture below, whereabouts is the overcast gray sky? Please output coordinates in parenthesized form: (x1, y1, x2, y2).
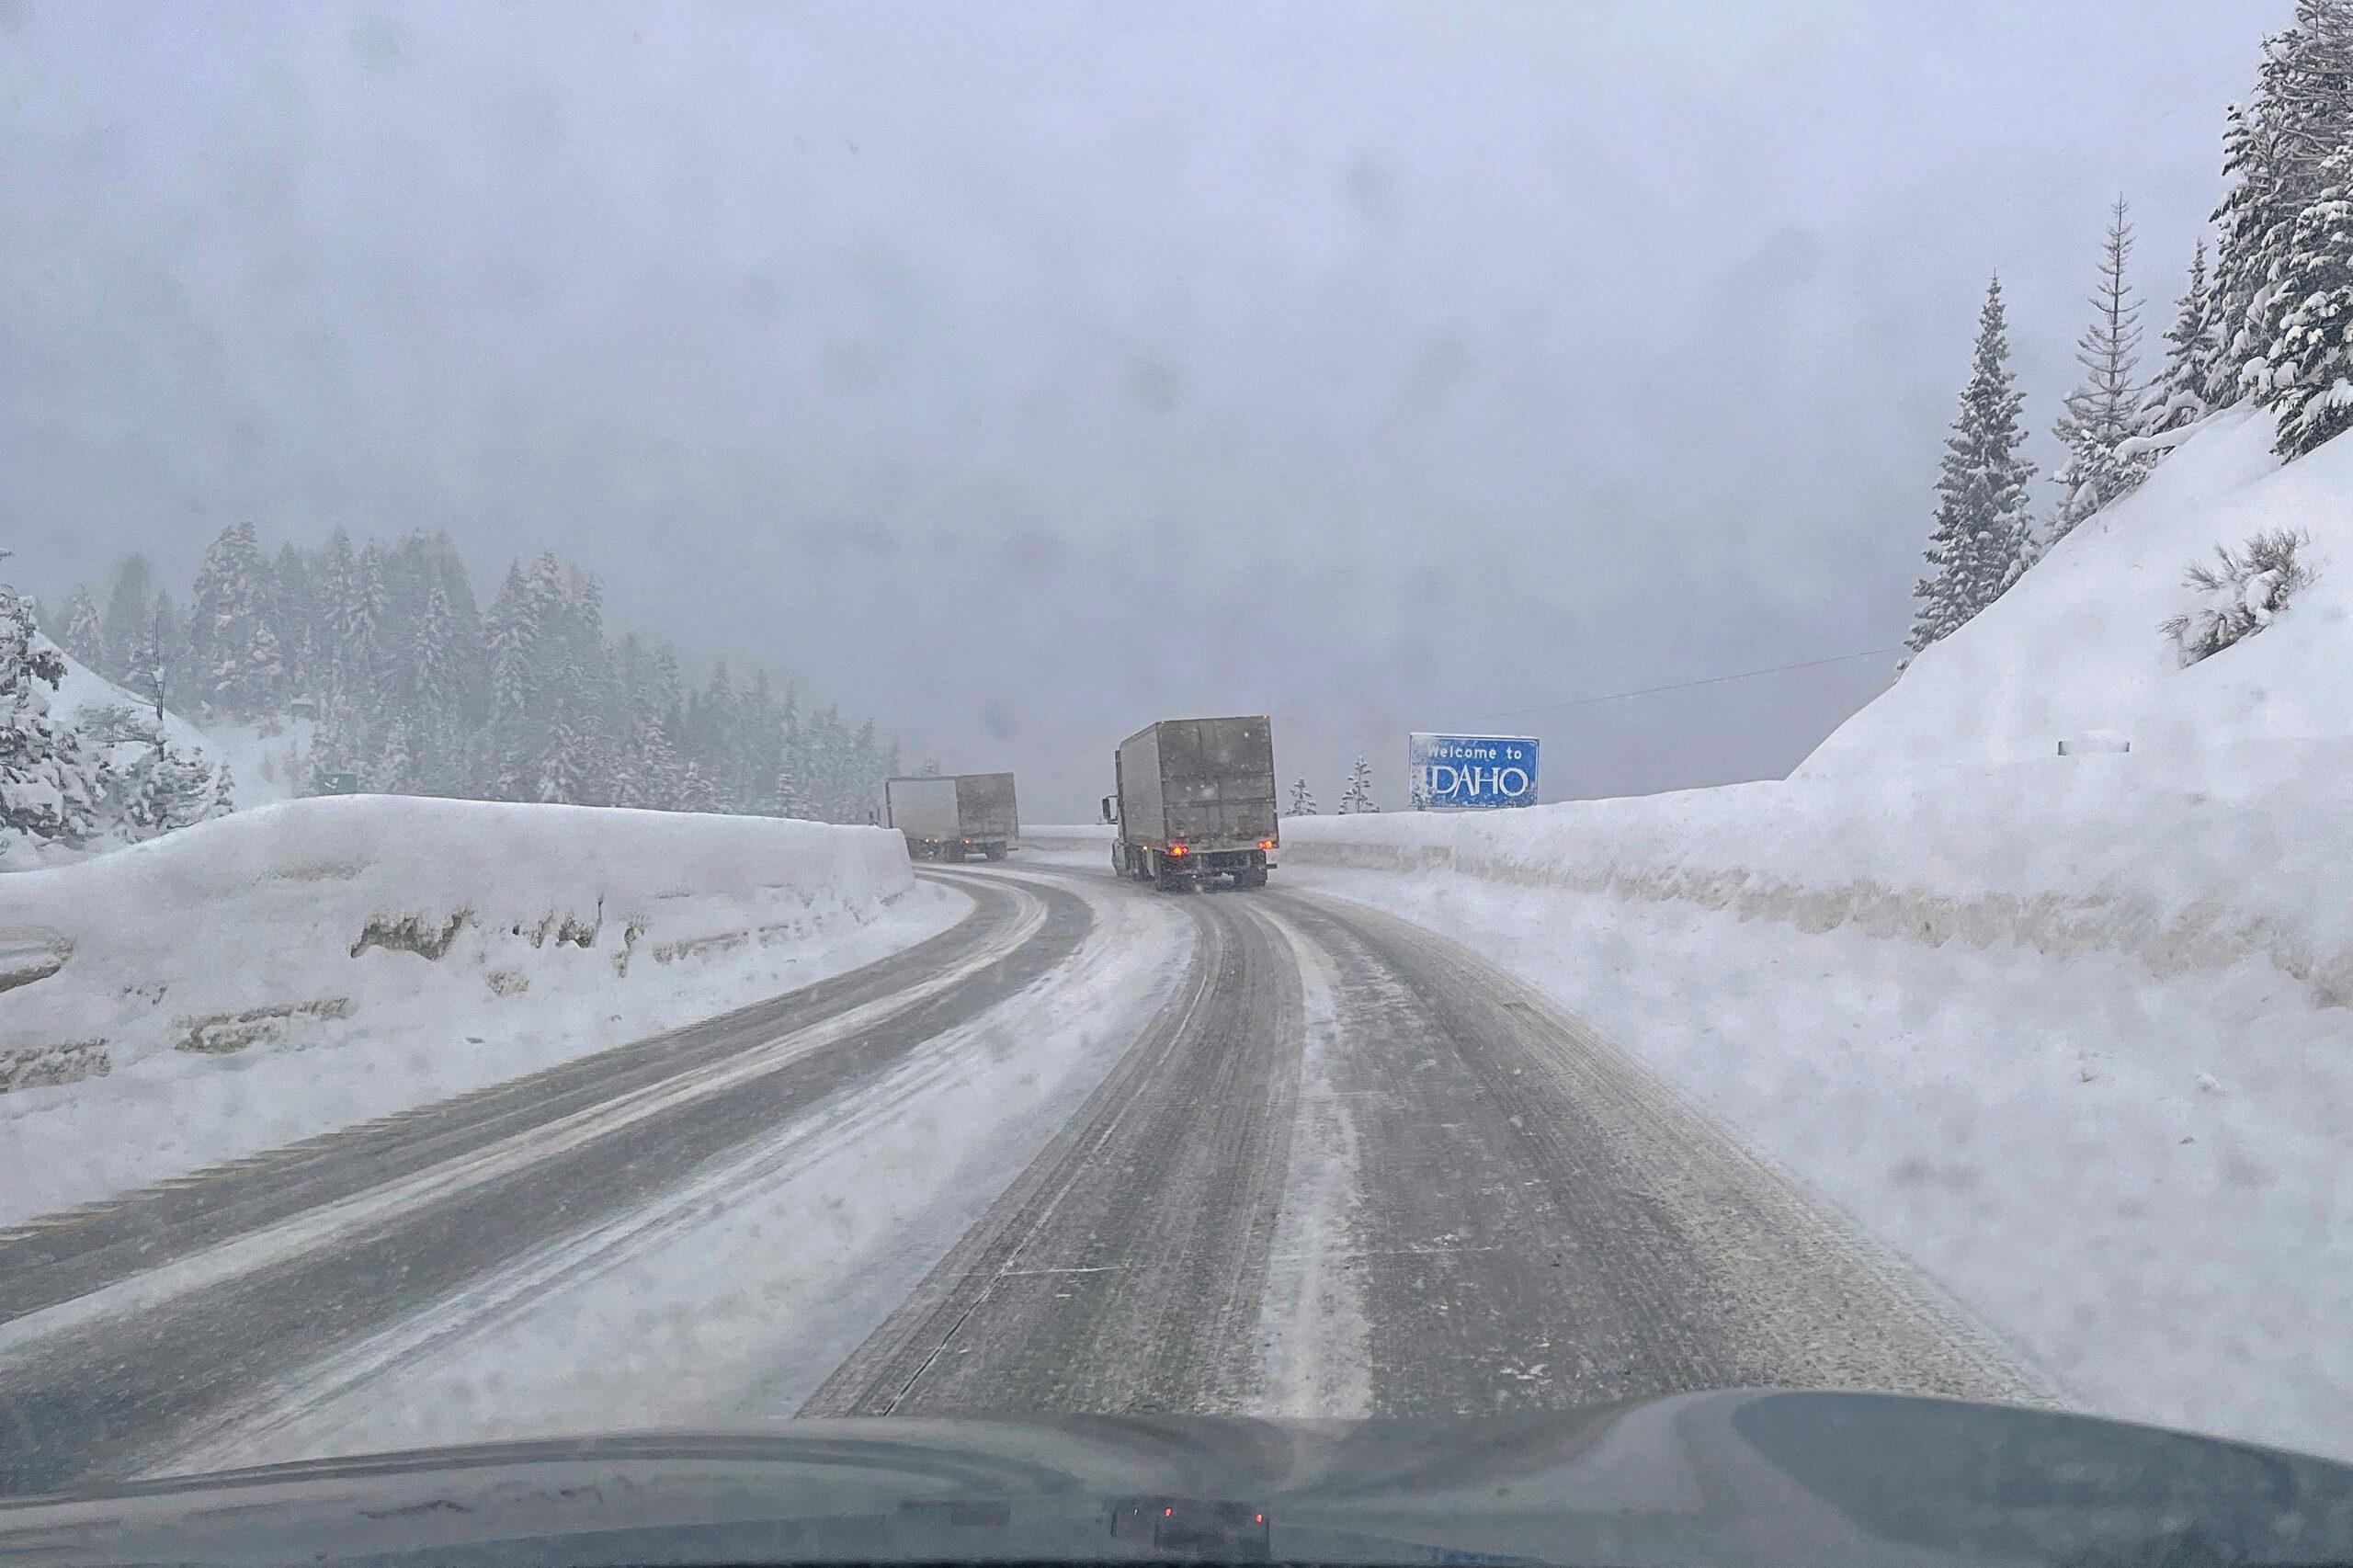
(1, 0, 2283, 816)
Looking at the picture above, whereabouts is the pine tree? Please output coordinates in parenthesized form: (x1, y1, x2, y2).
(1337, 757, 1376, 814)
(409, 578, 464, 791)
(2050, 199, 2154, 541)
(355, 540, 389, 657)
(272, 542, 318, 699)
(317, 530, 358, 692)
(97, 719, 218, 843)
(738, 668, 783, 812)
(100, 554, 157, 681)
(532, 700, 580, 802)
(691, 662, 740, 807)
(482, 562, 540, 799)
(2211, 1, 2353, 403)
(2149, 239, 2221, 432)
(677, 756, 717, 812)
(369, 716, 415, 792)
(2271, 139, 2353, 456)
(1909, 277, 2038, 659)
(141, 592, 181, 708)
(60, 589, 103, 668)
(187, 521, 287, 719)
(1, 577, 107, 853)
(849, 719, 881, 822)
(1285, 777, 1317, 816)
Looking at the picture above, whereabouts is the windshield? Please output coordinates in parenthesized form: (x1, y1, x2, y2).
(1, 0, 2346, 1539)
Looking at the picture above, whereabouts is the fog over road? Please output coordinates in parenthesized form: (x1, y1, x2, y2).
(0, 852, 2037, 1494)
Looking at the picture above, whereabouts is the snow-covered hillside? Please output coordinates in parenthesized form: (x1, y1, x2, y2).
(1806, 407, 2350, 773)
(46, 647, 312, 810)
(47, 649, 210, 759)
(0, 796, 956, 1221)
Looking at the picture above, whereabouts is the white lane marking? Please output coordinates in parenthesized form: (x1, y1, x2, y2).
(1001, 1245, 1505, 1278)
(0, 884, 1051, 1365)
(1249, 904, 1373, 1419)
(863, 898, 1226, 1417)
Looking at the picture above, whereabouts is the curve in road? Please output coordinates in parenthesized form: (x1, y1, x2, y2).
(806, 864, 2039, 1419)
(0, 875, 1089, 1494)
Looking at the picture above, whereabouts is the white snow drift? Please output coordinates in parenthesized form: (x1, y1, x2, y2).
(0, 795, 958, 1223)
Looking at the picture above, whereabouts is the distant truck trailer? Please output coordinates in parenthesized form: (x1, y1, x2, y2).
(883, 772, 1019, 862)
(1104, 716, 1277, 891)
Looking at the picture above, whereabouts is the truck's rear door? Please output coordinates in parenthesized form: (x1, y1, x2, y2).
(1162, 717, 1277, 849)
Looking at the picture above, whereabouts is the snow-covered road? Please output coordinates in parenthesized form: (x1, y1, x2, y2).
(0, 851, 2037, 1492)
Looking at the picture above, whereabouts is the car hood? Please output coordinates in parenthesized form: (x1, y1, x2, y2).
(2, 1390, 2349, 1568)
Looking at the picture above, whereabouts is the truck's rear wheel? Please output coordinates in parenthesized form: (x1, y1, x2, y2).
(1153, 855, 1186, 892)
(1233, 866, 1268, 889)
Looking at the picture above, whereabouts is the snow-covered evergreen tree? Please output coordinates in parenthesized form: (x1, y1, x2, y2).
(2050, 199, 2154, 540)
(535, 694, 590, 804)
(1, 576, 107, 855)
(187, 521, 288, 719)
(481, 562, 540, 800)
(738, 668, 783, 812)
(60, 588, 102, 668)
(1908, 277, 2038, 659)
(688, 662, 740, 807)
(354, 540, 389, 660)
(1285, 777, 1317, 816)
(1336, 757, 1376, 814)
(92, 710, 220, 843)
(63, 528, 902, 822)
(371, 715, 416, 794)
(273, 542, 319, 700)
(100, 554, 156, 681)
(2211, 0, 2353, 403)
(2269, 139, 2353, 456)
(2149, 239, 2222, 431)
(407, 578, 464, 791)
(316, 531, 358, 688)
(140, 592, 180, 707)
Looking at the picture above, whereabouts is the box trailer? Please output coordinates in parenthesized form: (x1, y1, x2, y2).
(1105, 716, 1277, 890)
(883, 773, 1018, 861)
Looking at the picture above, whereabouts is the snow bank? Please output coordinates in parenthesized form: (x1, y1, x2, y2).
(1278, 758, 2351, 1460)
(1805, 407, 2353, 773)
(0, 796, 953, 1220)
(1286, 743, 2353, 1006)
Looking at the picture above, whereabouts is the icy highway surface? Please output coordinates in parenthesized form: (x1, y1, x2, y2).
(0, 849, 2040, 1492)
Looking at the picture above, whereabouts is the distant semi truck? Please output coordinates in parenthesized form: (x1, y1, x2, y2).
(883, 772, 1019, 861)
(1103, 716, 1277, 891)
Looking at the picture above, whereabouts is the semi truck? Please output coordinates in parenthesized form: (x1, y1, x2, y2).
(883, 772, 1019, 861)
(1103, 716, 1277, 891)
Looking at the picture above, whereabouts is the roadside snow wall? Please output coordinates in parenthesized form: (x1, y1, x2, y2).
(1281, 740, 2353, 1009)
(0, 794, 915, 1092)
(1276, 752, 2352, 1460)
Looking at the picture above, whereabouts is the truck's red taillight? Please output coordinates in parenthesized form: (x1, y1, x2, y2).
(1168, 844, 1188, 857)
(1258, 838, 1275, 850)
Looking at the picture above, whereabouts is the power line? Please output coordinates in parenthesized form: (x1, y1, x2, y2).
(1467, 645, 1901, 724)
